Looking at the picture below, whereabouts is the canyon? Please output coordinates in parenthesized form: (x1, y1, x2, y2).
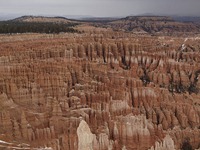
(0, 16, 199, 150)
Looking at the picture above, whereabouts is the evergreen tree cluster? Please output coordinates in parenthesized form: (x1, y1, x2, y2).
(0, 21, 79, 34)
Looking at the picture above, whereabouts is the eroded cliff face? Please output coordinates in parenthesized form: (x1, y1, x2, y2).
(0, 32, 199, 150)
(99, 16, 200, 35)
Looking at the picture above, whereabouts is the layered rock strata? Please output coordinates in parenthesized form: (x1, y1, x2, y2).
(0, 33, 199, 149)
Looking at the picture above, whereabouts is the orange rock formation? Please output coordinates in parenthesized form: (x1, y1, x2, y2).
(0, 31, 199, 149)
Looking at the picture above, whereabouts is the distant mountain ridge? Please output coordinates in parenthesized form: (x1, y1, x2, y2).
(12, 16, 76, 24)
(172, 16, 200, 23)
(0, 16, 80, 34)
(94, 16, 200, 34)
(2, 15, 200, 35)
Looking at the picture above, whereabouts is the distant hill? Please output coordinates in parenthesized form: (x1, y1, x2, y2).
(2, 15, 200, 35)
(12, 16, 78, 24)
(79, 17, 120, 22)
(0, 16, 80, 34)
(172, 16, 200, 23)
(94, 16, 200, 34)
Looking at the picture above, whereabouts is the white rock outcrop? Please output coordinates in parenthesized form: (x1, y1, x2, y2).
(77, 120, 94, 150)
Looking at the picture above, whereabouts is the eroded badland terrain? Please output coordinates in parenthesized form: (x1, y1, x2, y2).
(0, 16, 200, 150)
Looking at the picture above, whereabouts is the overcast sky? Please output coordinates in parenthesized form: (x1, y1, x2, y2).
(0, 0, 200, 17)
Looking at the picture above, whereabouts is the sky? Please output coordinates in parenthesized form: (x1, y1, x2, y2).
(0, 0, 200, 18)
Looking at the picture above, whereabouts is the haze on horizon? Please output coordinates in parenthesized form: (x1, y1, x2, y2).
(0, 0, 200, 18)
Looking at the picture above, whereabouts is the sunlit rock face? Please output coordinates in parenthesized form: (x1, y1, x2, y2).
(0, 29, 199, 150)
(149, 135, 175, 150)
(77, 120, 94, 150)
